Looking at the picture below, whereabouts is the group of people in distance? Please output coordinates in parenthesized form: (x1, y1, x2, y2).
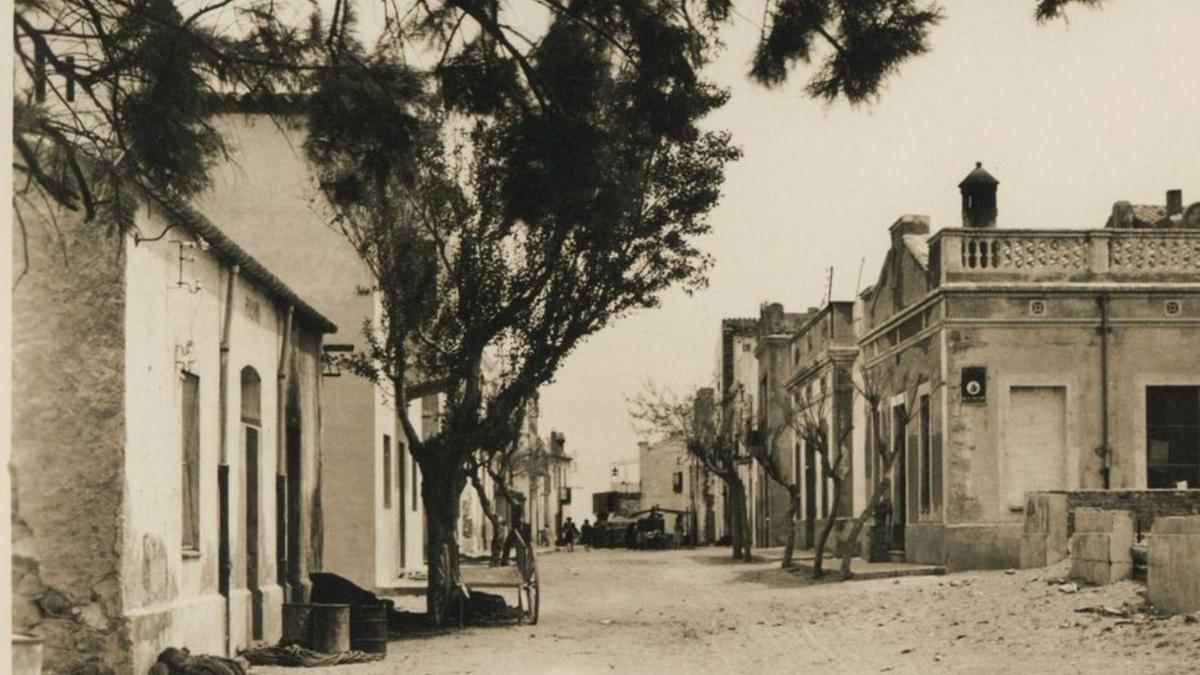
(556, 516, 595, 552)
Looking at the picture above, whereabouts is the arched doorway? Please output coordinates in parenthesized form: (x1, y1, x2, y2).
(241, 366, 263, 640)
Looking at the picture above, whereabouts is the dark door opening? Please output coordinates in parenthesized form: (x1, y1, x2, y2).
(245, 424, 263, 640)
(892, 403, 908, 552)
(803, 441, 816, 548)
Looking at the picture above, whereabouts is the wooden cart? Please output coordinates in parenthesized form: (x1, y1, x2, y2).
(434, 532, 539, 626)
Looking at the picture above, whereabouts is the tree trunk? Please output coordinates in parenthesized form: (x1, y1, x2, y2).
(811, 474, 844, 579)
(840, 472, 894, 580)
(781, 485, 799, 568)
(727, 473, 752, 562)
(723, 472, 741, 559)
(422, 456, 468, 624)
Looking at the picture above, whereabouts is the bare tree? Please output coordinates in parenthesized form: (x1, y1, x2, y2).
(628, 383, 753, 561)
(786, 385, 854, 578)
(746, 423, 799, 568)
(835, 365, 941, 580)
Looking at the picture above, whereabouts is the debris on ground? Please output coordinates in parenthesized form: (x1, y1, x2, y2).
(242, 645, 384, 667)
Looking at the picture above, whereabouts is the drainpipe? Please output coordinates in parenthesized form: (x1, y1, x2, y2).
(218, 264, 239, 656)
(276, 305, 294, 597)
(1097, 295, 1112, 489)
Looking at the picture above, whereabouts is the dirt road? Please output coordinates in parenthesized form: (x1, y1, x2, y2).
(256, 547, 1200, 675)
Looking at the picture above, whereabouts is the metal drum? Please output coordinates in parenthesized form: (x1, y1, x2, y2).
(349, 603, 389, 655)
(310, 603, 351, 654)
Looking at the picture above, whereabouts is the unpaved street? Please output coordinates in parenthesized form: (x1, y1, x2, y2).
(256, 548, 1200, 675)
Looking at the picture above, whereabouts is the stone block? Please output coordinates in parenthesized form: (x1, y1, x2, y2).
(1069, 509, 1134, 585)
(1020, 493, 1068, 568)
(1147, 515, 1200, 614)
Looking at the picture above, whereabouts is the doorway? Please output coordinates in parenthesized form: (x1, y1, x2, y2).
(891, 403, 907, 552)
(1004, 386, 1068, 509)
(803, 440, 816, 548)
(241, 367, 263, 641)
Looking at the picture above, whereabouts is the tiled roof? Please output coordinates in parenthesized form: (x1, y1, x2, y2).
(155, 199, 338, 334)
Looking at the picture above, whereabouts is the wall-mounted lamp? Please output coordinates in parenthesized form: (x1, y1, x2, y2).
(169, 240, 205, 293)
(175, 341, 197, 376)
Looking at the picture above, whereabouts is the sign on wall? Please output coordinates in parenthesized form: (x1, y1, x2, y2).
(961, 366, 987, 404)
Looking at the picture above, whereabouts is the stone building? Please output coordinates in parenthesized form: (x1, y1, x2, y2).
(753, 303, 814, 546)
(781, 302, 860, 550)
(12, 195, 334, 672)
(195, 113, 431, 594)
(714, 317, 757, 544)
(637, 438, 696, 537)
(857, 164, 1200, 569)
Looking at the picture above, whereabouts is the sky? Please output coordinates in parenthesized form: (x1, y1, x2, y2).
(536, 0, 1200, 519)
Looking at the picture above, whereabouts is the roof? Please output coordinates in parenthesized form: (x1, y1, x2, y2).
(154, 199, 338, 334)
(721, 317, 758, 334)
(902, 233, 930, 270)
(959, 162, 998, 187)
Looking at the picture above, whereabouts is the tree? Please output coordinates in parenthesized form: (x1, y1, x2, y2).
(748, 0, 1106, 102)
(628, 383, 753, 561)
(786, 384, 854, 578)
(306, 2, 738, 622)
(835, 364, 941, 580)
(748, 379, 851, 573)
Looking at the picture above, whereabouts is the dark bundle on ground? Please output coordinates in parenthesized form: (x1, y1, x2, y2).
(466, 590, 522, 623)
(148, 647, 246, 675)
(241, 644, 384, 667)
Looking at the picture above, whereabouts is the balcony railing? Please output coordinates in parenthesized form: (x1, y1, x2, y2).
(932, 228, 1200, 284)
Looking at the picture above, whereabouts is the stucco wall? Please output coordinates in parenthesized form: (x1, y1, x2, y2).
(121, 203, 314, 661)
(12, 207, 131, 673)
(639, 438, 691, 515)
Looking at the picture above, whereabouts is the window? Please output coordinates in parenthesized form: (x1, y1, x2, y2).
(919, 394, 932, 514)
(672, 471, 684, 493)
(1147, 387, 1200, 489)
(181, 373, 201, 551)
(383, 434, 392, 509)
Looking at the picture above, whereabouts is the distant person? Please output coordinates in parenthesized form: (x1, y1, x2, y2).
(501, 506, 526, 565)
(581, 519, 593, 551)
(563, 517, 579, 552)
(674, 514, 685, 548)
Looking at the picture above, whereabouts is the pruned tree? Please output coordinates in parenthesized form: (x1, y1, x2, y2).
(835, 364, 941, 580)
(628, 383, 754, 561)
(747, 421, 799, 568)
(786, 384, 854, 578)
(307, 2, 738, 623)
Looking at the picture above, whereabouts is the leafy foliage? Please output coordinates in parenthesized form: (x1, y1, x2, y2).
(751, 0, 944, 103)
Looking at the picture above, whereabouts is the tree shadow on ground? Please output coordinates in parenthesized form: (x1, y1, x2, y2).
(730, 565, 832, 589)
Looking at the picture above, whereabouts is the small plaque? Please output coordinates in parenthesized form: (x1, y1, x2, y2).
(1165, 299, 1182, 316)
(1029, 299, 1046, 316)
(961, 367, 987, 403)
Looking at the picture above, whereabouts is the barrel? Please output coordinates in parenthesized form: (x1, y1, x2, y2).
(282, 603, 314, 646)
(349, 603, 389, 655)
(310, 603, 351, 654)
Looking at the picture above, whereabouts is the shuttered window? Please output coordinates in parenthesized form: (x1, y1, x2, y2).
(181, 373, 201, 551)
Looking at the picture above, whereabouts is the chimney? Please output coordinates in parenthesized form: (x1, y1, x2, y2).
(1167, 189, 1184, 216)
(889, 214, 930, 250)
(958, 162, 999, 228)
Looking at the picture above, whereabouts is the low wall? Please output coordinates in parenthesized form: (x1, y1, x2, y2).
(1052, 490, 1200, 539)
(906, 523, 1021, 570)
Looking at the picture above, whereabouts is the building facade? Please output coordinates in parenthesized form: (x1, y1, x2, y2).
(782, 302, 860, 551)
(12, 197, 334, 672)
(196, 113, 432, 593)
(716, 318, 758, 545)
(858, 167, 1200, 569)
(754, 303, 814, 546)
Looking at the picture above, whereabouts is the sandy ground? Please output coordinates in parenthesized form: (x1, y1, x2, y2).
(254, 547, 1200, 675)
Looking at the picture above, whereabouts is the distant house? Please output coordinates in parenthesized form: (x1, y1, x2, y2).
(12, 195, 334, 672)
